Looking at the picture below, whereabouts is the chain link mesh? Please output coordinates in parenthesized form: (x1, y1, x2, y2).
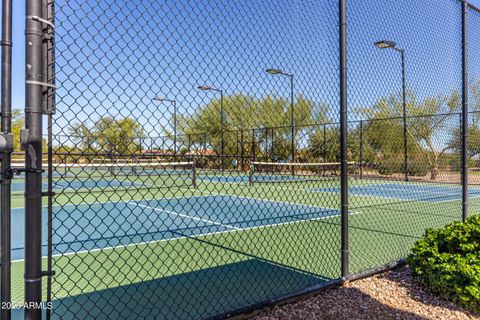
(346, 0, 465, 273)
(6, 0, 480, 319)
(47, 1, 342, 319)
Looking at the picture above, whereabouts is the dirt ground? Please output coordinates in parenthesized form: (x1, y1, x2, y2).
(250, 267, 478, 320)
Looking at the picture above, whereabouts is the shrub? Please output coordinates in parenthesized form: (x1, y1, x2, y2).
(407, 214, 480, 313)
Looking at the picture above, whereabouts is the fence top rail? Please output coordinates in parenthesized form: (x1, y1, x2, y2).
(468, 1, 480, 14)
(12, 161, 194, 168)
(251, 161, 356, 167)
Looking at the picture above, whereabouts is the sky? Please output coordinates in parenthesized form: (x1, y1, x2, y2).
(2, 0, 480, 146)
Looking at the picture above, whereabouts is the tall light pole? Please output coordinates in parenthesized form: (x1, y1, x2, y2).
(266, 69, 295, 166)
(374, 40, 408, 182)
(153, 97, 177, 158)
(198, 85, 225, 171)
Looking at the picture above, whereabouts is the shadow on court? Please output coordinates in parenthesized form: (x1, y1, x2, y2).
(12, 259, 330, 320)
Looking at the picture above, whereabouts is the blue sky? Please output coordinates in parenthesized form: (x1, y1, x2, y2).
(2, 0, 480, 141)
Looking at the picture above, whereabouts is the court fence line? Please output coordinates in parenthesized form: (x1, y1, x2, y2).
(1, 0, 479, 319)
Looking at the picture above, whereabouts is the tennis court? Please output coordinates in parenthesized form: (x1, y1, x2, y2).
(11, 179, 147, 193)
(311, 182, 480, 203)
(11, 194, 343, 261)
(10, 166, 468, 319)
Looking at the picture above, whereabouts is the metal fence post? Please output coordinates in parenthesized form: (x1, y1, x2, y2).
(340, 0, 349, 278)
(401, 50, 408, 182)
(1, 0, 13, 318)
(461, 0, 469, 222)
(359, 120, 363, 179)
(323, 124, 327, 162)
(251, 128, 256, 162)
(43, 0, 56, 319)
(25, 0, 45, 318)
(270, 127, 274, 161)
(240, 130, 244, 169)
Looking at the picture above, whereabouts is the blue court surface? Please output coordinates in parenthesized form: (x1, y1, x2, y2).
(310, 182, 480, 202)
(11, 179, 144, 193)
(11, 194, 340, 261)
(200, 174, 317, 183)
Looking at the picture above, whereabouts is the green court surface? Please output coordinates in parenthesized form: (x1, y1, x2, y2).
(11, 173, 476, 319)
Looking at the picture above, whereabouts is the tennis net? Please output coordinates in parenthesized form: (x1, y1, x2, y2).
(11, 161, 196, 194)
(249, 161, 357, 185)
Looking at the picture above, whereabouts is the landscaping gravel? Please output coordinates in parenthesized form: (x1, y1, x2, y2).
(250, 267, 478, 320)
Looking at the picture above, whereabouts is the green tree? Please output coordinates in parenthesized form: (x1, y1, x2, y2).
(177, 94, 329, 161)
(68, 122, 96, 152)
(12, 109, 24, 152)
(93, 117, 145, 155)
(448, 78, 480, 159)
(68, 116, 145, 157)
(360, 91, 460, 180)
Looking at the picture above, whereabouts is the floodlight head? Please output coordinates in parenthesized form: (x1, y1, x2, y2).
(266, 68, 284, 75)
(374, 40, 397, 49)
(153, 96, 164, 101)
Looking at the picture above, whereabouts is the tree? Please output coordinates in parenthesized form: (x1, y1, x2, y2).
(177, 94, 329, 161)
(360, 91, 460, 180)
(68, 116, 145, 157)
(12, 109, 24, 152)
(68, 122, 96, 152)
(448, 78, 480, 158)
(93, 117, 145, 155)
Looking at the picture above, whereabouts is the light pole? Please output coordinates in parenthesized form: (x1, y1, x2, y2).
(153, 97, 177, 158)
(374, 40, 408, 182)
(266, 69, 295, 166)
(198, 85, 225, 171)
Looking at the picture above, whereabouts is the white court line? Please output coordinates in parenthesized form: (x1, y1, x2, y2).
(12, 195, 356, 262)
(216, 193, 356, 214)
(308, 185, 479, 203)
(357, 184, 465, 196)
(10, 189, 208, 211)
(127, 201, 240, 231)
(13, 208, 357, 263)
(51, 182, 75, 191)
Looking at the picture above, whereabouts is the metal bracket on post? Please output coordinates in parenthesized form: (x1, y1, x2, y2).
(0, 133, 14, 154)
(20, 128, 30, 151)
(40, 270, 55, 277)
(26, 15, 56, 116)
(0, 167, 44, 183)
(0, 133, 14, 182)
(25, 80, 57, 115)
(28, 15, 55, 29)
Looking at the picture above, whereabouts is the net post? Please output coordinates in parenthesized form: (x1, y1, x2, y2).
(339, 0, 349, 278)
(192, 159, 197, 189)
(461, 0, 469, 222)
(0, 0, 13, 317)
(249, 161, 254, 186)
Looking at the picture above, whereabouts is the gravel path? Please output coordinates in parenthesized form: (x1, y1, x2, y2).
(250, 267, 478, 320)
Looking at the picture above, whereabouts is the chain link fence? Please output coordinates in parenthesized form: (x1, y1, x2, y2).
(2, 0, 480, 319)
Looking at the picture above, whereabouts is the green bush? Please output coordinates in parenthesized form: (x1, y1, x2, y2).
(408, 215, 480, 313)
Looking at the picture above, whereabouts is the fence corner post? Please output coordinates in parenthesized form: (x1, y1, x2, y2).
(340, 0, 349, 278)
(461, 0, 468, 223)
